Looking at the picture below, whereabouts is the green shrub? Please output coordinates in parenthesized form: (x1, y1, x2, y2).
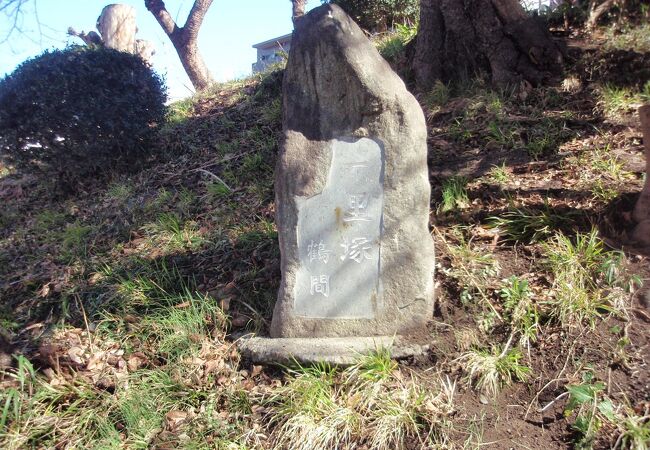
(0, 46, 166, 181)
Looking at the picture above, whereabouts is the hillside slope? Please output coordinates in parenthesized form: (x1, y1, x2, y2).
(1, 32, 649, 449)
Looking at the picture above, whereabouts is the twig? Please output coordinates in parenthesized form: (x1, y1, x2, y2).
(75, 293, 94, 353)
(607, 367, 612, 396)
(194, 168, 232, 192)
(499, 332, 515, 358)
(197, 149, 254, 169)
(525, 328, 585, 419)
(232, 297, 269, 325)
(538, 391, 570, 413)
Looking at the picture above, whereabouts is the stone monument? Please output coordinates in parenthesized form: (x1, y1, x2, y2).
(239, 4, 435, 364)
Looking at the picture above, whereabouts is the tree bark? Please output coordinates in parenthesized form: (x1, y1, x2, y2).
(412, 0, 443, 89)
(414, 0, 564, 90)
(145, 0, 214, 91)
(291, 0, 307, 24)
(633, 105, 650, 224)
(586, 0, 617, 29)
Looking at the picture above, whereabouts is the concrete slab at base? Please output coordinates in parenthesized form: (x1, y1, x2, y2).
(237, 336, 430, 366)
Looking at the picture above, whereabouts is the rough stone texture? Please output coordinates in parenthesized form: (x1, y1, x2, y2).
(633, 105, 650, 224)
(632, 105, 650, 247)
(238, 335, 430, 366)
(270, 4, 435, 338)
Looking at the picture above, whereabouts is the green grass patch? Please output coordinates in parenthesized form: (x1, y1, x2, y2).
(141, 212, 204, 252)
(499, 276, 539, 347)
(439, 176, 469, 213)
(485, 162, 510, 185)
(598, 84, 644, 117)
(438, 228, 501, 318)
(488, 203, 583, 244)
(604, 23, 650, 53)
(375, 24, 417, 63)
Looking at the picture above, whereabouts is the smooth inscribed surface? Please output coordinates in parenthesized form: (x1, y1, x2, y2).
(294, 138, 384, 318)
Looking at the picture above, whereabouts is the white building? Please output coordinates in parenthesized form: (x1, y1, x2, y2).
(252, 33, 292, 74)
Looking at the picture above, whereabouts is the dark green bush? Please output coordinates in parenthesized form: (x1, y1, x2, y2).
(0, 46, 166, 180)
(323, 0, 419, 32)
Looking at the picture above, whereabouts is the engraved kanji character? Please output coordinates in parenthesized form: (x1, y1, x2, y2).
(344, 193, 371, 222)
(310, 275, 330, 297)
(340, 237, 372, 263)
(307, 240, 331, 264)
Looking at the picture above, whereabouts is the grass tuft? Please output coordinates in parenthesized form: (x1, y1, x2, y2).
(543, 230, 636, 328)
(375, 24, 417, 62)
(439, 177, 470, 212)
(499, 276, 539, 346)
(268, 351, 455, 450)
(488, 203, 582, 244)
(457, 342, 531, 398)
(598, 84, 644, 117)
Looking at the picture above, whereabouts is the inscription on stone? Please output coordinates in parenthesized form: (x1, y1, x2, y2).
(294, 138, 384, 318)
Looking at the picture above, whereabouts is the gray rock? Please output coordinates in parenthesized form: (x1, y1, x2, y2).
(270, 4, 435, 339)
(238, 335, 430, 366)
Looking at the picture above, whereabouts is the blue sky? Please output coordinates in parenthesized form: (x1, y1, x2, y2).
(0, 0, 321, 99)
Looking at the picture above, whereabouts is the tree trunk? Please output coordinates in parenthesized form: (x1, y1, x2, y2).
(414, 0, 564, 90)
(586, 0, 617, 29)
(173, 38, 213, 92)
(145, 0, 214, 91)
(97, 4, 137, 52)
(633, 105, 650, 224)
(291, 0, 307, 24)
(69, 5, 155, 64)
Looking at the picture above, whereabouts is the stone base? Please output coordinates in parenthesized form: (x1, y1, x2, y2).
(236, 335, 429, 366)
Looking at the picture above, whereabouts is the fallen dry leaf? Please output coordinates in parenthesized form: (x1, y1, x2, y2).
(165, 410, 188, 431)
(127, 353, 147, 372)
(67, 346, 85, 365)
(251, 365, 263, 377)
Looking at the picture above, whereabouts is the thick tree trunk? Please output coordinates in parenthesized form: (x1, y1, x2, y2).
(145, 0, 214, 91)
(173, 38, 213, 92)
(414, 0, 564, 90)
(97, 4, 137, 52)
(291, 0, 307, 24)
(412, 0, 444, 89)
(633, 105, 650, 224)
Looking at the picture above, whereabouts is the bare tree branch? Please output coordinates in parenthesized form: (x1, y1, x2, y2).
(184, 0, 213, 40)
(145, 0, 214, 91)
(144, 0, 178, 37)
(0, 0, 28, 14)
(0, 0, 28, 43)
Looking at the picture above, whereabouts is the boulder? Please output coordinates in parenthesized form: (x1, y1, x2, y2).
(270, 4, 435, 339)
